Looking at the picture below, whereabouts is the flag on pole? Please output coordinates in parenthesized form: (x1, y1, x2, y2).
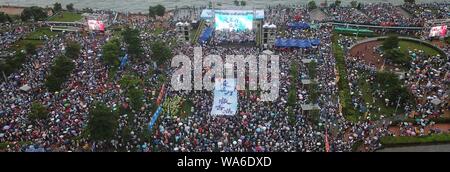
(325, 129, 330, 152)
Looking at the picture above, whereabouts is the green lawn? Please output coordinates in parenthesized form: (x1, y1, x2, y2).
(27, 27, 57, 40)
(48, 12, 83, 22)
(398, 40, 441, 57)
(13, 27, 57, 51)
(381, 133, 450, 147)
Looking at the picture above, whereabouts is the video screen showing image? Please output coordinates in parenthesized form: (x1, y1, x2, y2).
(214, 13, 253, 32)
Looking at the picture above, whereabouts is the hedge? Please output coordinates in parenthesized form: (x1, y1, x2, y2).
(381, 133, 450, 147)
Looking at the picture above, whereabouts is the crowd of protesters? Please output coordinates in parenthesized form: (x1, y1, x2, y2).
(0, 2, 449, 152)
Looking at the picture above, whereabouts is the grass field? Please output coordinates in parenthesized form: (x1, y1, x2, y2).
(398, 40, 441, 57)
(48, 12, 83, 22)
(381, 134, 450, 147)
(13, 27, 57, 51)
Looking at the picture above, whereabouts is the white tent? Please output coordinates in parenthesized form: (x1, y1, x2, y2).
(263, 50, 274, 55)
(19, 84, 31, 92)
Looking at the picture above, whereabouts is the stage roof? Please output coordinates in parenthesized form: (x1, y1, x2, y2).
(201, 9, 264, 19)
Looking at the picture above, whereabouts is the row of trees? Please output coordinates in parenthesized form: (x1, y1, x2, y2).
(45, 42, 80, 92)
(20, 6, 48, 21)
(53, 2, 75, 12)
(309, 0, 361, 9)
(233, 0, 247, 6)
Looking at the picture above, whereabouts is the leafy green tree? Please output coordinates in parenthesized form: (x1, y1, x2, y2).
(148, 6, 156, 18)
(334, 0, 342, 7)
(25, 42, 36, 55)
(119, 74, 142, 90)
(382, 35, 400, 50)
(384, 49, 408, 67)
(154, 5, 166, 17)
(45, 55, 75, 92)
(87, 103, 118, 141)
(0, 12, 12, 23)
(122, 28, 142, 58)
(308, 61, 317, 79)
(21, 6, 48, 21)
(288, 89, 297, 107)
(30, 102, 48, 120)
(350, 1, 358, 8)
(234, 0, 240, 6)
(128, 87, 144, 110)
(151, 41, 172, 66)
(374, 72, 413, 108)
(65, 42, 81, 59)
(102, 39, 121, 67)
(66, 3, 75, 11)
(308, 1, 317, 10)
(53, 3, 62, 12)
(240, 1, 246, 6)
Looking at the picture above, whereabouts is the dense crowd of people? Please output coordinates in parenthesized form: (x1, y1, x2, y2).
(0, 2, 449, 152)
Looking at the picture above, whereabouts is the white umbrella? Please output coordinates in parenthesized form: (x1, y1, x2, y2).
(2, 125, 10, 130)
(431, 98, 441, 105)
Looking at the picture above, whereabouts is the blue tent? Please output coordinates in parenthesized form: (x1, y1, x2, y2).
(287, 22, 310, 30)
(198, 27, 214, 44)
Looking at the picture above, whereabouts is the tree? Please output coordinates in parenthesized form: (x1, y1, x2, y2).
(21, 6, 48, 21)
(53, 3, 62, 13)
(119, 75, 142, 90)
(384, 49, 408, 66)
(30, 102, 48, 120)
(45, 55, 75, 92)
(308, 1, 317, 10)
(374, 72, 413, 108)
(151, 41, 172, 66)
(65, 42, 81, 59)
(154, 5, 166, 17)
(208, 2, 213, 8)
(240, 1, 246, 6)
(0, 12, 12, 23)
(102, 39, 121, 67)
(382, 35, 399, 50)
(234, 0, 240, 6)
(351, 1, 358, 8)
(122, 28, 142, 58)
(66, 3, 74, 11)
(148, 6, 156, 18)
(128, 87, 144, 110)
(87, 103, 118, 141)
(357, 3, 362, 10)
(335, 0, 342, 7)
(25, 42, 36, 55)
(287, 88, 297, 107)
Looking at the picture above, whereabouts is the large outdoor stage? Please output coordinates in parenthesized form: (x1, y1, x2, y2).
(198, 9, 264, 45)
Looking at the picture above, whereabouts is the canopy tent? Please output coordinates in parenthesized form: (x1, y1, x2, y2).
(19, 84, 31, 92)
(198, 27, 214, 44)
(263, 50, 274, 55)
(274, 38, 320, 48)
(301, 104, 320, 111)
(287, 22, 310, 30)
